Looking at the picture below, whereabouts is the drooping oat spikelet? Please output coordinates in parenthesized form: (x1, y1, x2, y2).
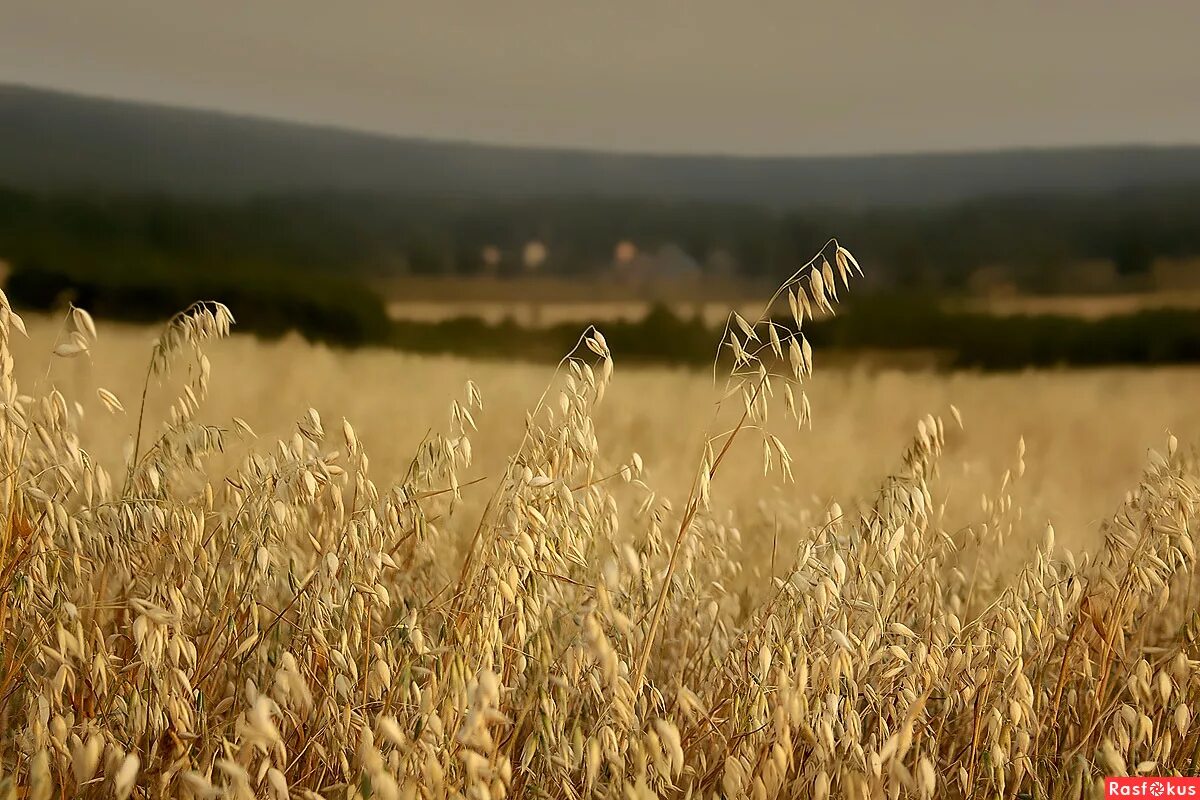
(0, 255, 1199, 800)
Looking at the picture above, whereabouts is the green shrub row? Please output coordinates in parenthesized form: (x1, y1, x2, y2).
(5, 261, 390, 346)
(7, 260, 1200, 368)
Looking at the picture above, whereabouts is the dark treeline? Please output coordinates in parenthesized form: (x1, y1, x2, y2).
(390, 301, 1200, 370)
(6, 263, 390, 346)
(2, 183, 1200, 361)
(2, 183, 1198, 287)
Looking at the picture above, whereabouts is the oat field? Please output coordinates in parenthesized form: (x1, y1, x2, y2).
(3, 247, 1200, 799)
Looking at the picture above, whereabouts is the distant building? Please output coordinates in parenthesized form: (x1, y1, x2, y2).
(651, 244, 701, 280)
(481, 245, 502, 272)
(612, 242, 702, 287)
(614, 240, 638, 265)
(522, 240, 547, 271)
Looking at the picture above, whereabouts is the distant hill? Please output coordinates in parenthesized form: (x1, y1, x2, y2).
(4, 84, 1200, 207)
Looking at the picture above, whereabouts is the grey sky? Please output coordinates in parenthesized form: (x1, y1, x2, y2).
(1, 1, 1197, 156)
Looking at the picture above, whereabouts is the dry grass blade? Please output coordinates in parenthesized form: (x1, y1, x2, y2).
(0, 249, 1198, 800)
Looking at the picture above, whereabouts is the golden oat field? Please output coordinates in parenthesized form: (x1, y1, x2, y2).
(3, 249, 1200, 799)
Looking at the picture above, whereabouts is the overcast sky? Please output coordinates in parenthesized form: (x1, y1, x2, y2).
(2, 1, 1197, 156)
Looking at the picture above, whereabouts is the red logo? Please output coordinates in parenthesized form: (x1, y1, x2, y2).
(1107, 778, 1200, 798)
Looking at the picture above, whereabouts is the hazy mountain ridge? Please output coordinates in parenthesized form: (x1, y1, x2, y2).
(5, 84, 1200, 206)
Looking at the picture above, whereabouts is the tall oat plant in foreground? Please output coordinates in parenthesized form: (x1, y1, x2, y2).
(1, 239, 1199, 800)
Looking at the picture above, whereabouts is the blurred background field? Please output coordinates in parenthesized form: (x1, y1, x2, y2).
(3, 80, 1200, 560)
(13, 311, 1198, 563)
(2, 6, 1200, 555)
